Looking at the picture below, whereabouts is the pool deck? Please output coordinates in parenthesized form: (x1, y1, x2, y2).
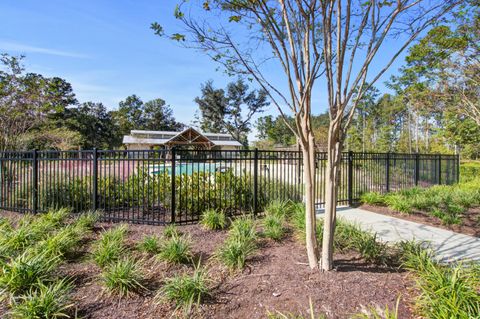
(316, 207, 480, 262)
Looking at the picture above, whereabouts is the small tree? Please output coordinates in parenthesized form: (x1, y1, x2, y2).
(153, 0, 459, 270)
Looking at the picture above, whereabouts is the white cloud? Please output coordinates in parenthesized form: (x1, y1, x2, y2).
(0, 40, 89, 59)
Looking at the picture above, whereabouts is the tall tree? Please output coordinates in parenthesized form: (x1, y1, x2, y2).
(195, 78, 269, 146)
(154, 0, 459, 270)
(0, 54, 77, 151)
(143, 98, 184, 131)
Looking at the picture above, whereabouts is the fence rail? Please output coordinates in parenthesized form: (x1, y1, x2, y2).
(0, 149, 459, 225)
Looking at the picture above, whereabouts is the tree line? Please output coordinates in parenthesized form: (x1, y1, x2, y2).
(0, 54, 268, 151)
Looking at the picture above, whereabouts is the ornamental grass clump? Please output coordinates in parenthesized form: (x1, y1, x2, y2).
(92, 225, 128, 268)
(163, 224, 180, 238)
(9, 279, 74, 319)
(401, 245, 480, 319)
(200, 209, 227, 230)
(264, 200, 292, 218)
(157, 235, 192, 264)
(101, 256, 145, 297)
(0, 249, 61, 296)
(262, 213, 286, 241)
(157, 266, 210, 308)
(137, 235, 161, 255)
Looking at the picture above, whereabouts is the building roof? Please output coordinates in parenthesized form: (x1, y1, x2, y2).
(123, 128, 242, 147)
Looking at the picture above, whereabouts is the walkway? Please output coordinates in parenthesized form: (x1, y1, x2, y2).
(317, 207, 480, 262)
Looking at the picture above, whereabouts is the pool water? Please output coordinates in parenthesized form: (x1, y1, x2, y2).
(150, 163, 222, 175)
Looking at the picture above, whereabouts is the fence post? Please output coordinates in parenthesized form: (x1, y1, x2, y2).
(92, 148, 98, 211)
(171, 147, 176, 224)
(32, 149, 38, 214)
(456, 154, 460, 183)
(438, 154, 442, 185)
(253, 148, 258, 215)
(347, 151, 353, 206)
(414, 153, 420, 186)
(386, 152, 390, 193)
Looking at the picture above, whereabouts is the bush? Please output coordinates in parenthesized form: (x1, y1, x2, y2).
(137, 235, 160, 255)
(101, 256, 145, 297)
(92, 226, 127, 268)
(262, 214, 286, 241)
(36, 225, 80, 258)
(384, 195, 413, 214)
(9, 279, 73, 319)
(0, 250, 61, 296)
(216, 236, 256, 271)
(158, 267, 210, 308)
(264, 200, 292, 218)
(402, 246, 480, 319)
(163, 224, 180, 238)
(157, 235, 192, 264)
(360, 192, 386, 206)
(200, 209, 227, 230)
(229, 216, 257, 242)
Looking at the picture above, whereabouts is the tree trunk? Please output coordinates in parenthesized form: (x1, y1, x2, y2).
(321, 121, 342, 271)
(301, 131, 319, 269)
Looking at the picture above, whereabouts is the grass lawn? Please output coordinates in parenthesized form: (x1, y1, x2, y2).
(0, 204, 478, 318)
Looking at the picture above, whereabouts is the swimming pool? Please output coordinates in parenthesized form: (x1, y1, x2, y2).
(149, 163, 224, 175)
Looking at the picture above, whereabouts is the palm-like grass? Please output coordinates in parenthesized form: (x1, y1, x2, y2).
(262, 214, 286, 241)
(216, 236, 256, 271)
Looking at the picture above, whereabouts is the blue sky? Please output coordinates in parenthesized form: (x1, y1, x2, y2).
(0, 0, 412, 138)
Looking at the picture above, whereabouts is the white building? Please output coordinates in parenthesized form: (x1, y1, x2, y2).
(122, 127, 243, 151)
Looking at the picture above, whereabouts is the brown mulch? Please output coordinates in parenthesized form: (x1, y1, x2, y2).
(0, 211, 415, 319)
(360, 204, 480, 237)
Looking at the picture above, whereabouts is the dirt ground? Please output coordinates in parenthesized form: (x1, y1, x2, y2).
(0, 211, 415, 319)
(360, 204, 480, 237)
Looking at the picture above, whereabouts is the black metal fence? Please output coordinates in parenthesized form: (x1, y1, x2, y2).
(0, 149, 459, 224)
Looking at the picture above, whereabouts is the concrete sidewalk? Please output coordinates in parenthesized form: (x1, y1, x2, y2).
(317, 207, 480, 262)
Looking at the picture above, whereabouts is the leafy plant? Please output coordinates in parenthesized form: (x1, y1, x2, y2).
(36, 225, 80, 258)
(384, 195, 413, 214)
(0, 250, 61, 296)
(137, 235, 161, 254)
(229, 216, 257, 242)
(157, 235, 192, 264)
(73, 211, 99, 230)
(360, 192, 386, 206)
(163, 224, 180, 238)
(158, 267, 210, 308)
(352, 298, 400, 319)
(264, 200, 292, 218)
(200, 209, 227, 230)
(262, 213, 286, 241)
(91, 226, 127, 268)
(9, 279, 74, 319)
(101, 256, 145, 297)
(216, 236, 256, 271)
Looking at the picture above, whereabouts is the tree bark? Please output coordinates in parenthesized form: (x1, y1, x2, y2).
(321, 121, 342, 271)
(301, 130, 319, 269)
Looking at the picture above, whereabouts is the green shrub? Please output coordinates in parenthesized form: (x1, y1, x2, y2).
(137, 235, 160, 254)
(0, 250, 61, 296)
(229, 216, 257, 242)
(216, 236, 256, 271)
(158, 267, 210, 308)
(101, 256, 145, 297)
(157, 235, 192, 264)
(200, 209, 227, 230)
(264, 200, 292, 218)
(402, 246, 480, 319)
(360, 192, 386, 206)
(73, 211, 99, 230)
(262, 214, 286, 241)
(163, 224, 180, 238)
(92, 226, 127, 268)
(385, 195, 413, 214)
(36, 225, 80, 258)
(9, 279, 73, 319)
